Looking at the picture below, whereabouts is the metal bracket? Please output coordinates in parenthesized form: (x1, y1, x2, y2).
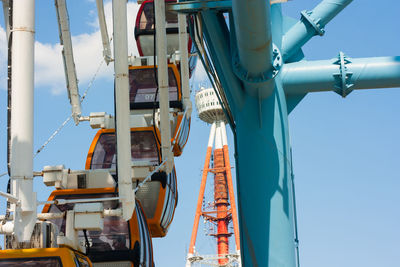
(333, 51, 354, 97)
(301, 10, 325, 36)
(232, 43, 282, 83)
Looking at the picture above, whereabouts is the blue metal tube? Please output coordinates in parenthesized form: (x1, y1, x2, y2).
(282, 0, 353, 61)
(282, 56, 400, 95)
(231, 0, 274, 95)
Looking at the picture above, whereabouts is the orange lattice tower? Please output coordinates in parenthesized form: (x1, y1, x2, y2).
(186, 88, 241, 267)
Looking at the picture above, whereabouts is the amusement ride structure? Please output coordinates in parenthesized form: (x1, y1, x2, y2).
(185, 87, 240, 266)
(0, 0, 195, 265)
(0, 0, 399, 266)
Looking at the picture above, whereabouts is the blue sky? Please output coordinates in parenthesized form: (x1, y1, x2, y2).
(0, 1, 399, 266)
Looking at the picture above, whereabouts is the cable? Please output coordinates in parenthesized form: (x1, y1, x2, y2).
(7, 0, 13, 176)
(34, 116, 73, 157)
(83, 229, 90, 254)
(5, 2, 13, 227)
(191, 13, 233, 128)
(187, 14, 235, 132)
(34, 57, 105, 157)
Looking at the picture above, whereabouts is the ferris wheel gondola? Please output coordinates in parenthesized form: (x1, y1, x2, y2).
(128, 63, 191, 156)
(42, 188, 154, 267)
(85, 127, 178, 237)
(134, 0, 197, 77)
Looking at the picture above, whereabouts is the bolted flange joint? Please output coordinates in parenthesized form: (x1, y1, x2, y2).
(301, 10, 325, 36)
(333, 51, 354, 97)
(232, 44, 282, 83)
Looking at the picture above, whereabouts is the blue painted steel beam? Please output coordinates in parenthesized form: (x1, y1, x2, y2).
(234, 82, 296, 267)
(168, 0, 231, 13)
(282, 0, 353, 61)
(282, 56, 400, 96)
(200, 11, 245, 111)
(224, 6, 296, 267)
(231, 0, 274, 97)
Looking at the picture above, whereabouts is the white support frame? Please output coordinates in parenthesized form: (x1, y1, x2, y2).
(155, 0, 174, 173)
(96, 0, 112, 64)
(55, 0, 82, 124)
(9, 0, 37, 242)
(112, 0, 135, 221)
(178, 8, 192, 118)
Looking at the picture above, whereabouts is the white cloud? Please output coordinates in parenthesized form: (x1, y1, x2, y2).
(0, 1, 140, 95)
(0, 1, 207, 96)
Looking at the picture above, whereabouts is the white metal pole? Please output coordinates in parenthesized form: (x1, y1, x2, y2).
(10, 0, 37, 242)
(214, 121, 222, 150)
(220, 120, 228, 147)
(112, 0, 135, 220)
(55, 0, 81, 125)
(208, 122, 216, 148)
(155, 0, 173, 173)
(177, 9, 191, 118)
(96, 0, 112, 64)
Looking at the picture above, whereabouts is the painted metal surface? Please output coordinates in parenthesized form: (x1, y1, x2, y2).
(9, 0, 37, 242)
(187, 121, 240, 266)
(200, 11, 244, 109)
(232, 0, 274, 96)
(2, 0, 399, 265)
(174, 0, 399, 266)
(168, 0, 232, 13)
(282, 56, 400, 96)
(282, 0, 353, 61)
(55, 0, 81, 124)
(96, 0, 112, 64)
(178, 11, 192, 116)
(112, 0, 135, 220)
(155, 0, 174, 173)
(234, 85, 295, 267)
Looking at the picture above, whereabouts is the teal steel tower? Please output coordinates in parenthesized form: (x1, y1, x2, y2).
(171, 0, 400, 266)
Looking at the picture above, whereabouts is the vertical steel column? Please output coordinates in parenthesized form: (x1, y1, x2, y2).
(200, 11, 244, 110)
(234, 83, 295, 267)
(10, 0, 37, 242)
(112, 0, 135, 220)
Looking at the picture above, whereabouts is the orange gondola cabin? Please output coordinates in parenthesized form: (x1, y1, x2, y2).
(129, 64, 190, 156)
(85, 128, 178, 237)
(0, 248, 92, 267)
(42, 188, 154, 267)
